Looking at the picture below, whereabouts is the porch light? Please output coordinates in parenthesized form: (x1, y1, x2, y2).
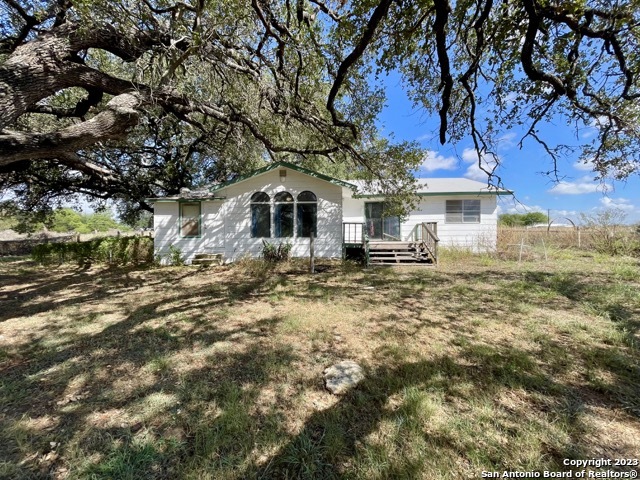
(279, 169, 287, 182)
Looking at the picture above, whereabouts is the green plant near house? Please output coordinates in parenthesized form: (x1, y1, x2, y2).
(31, 237, 154, 266)
(262, 240, 292, 262)
(167, 245, 185, 266)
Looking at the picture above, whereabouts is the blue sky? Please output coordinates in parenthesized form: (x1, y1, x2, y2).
(376, 73, 640, 225)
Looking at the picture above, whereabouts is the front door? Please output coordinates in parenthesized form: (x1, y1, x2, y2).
(365, 202, 400, 240)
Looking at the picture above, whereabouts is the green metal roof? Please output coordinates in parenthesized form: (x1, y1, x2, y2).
(353, 190, 513, 198)
(207, 161, 358, 192)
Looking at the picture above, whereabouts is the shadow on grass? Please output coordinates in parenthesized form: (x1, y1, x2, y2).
(255, 344, 588, 479)
(0, 258, 638, 478)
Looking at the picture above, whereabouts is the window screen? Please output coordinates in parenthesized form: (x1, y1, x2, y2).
(445, 200, 481, 223)
(180, 203, 201, 237)
(297, 191, 317, 237)
(274, 191, 293, 237)
(251, 192, 271, 237)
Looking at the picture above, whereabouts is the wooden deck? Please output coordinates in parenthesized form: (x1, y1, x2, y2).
(368, 241, 436, 265)
(342, 222, 439, 266)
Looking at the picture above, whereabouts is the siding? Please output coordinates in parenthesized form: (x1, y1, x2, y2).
(216, 169, 343, 261)
(153, 169, 500, 263)
(344, 195, 498, 252)
(154, 200, 225, 264)
(153, 168, 344, 264)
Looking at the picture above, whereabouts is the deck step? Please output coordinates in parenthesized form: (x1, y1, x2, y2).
(194, 253, 222, 260)
(367, 240, 435, 265)
(192, 253, 223, 266)
(369, 242, 419, 250)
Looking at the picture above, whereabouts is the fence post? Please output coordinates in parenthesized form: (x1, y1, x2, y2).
(519, 238, 524, 263)
(577, 227, 581, 249)
(309, 232, 315, 274)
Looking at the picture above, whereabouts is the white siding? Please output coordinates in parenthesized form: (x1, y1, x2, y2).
(404, 196, 498, 251)
(216, 168, 343, 261)
(154, 200, 225, 264)
(153, 168, 501, 263)
(344, 195, 498, 252)
(153, 168, 343, 263)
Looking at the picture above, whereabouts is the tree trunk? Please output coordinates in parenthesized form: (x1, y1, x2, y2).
(0, 22, 161, 168)
(0, 93, 141, 167)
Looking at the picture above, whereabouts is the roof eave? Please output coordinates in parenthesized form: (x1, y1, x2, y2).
(208, 161, 358, 192)
(145, 196, 226, 203)
(353, 190, 513, 198)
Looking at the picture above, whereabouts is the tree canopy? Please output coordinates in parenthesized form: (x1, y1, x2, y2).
(1, 1, 639, 222)
(498, 212, 548, 227)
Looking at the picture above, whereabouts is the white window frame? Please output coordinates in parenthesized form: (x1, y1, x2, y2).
(445, 199, 481, 224)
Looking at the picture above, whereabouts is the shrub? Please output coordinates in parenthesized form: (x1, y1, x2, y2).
(167, 245, 185, 266)
(31, 236, 154, 266)
(262, 240, 292, 262)
(580, 209, 640, 256)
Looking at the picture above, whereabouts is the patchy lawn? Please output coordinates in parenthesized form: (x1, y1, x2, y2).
(0, 251, 639, 479)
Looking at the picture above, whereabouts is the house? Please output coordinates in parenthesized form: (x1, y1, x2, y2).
(148, 162, 512, 265)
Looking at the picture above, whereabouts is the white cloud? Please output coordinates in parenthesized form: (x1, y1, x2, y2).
(547, 176, 609, 195)
(416, 132, 435, 142)
(420, 150, 457, 172)
(599, 197, 636, 212)
(496, 132, 517, 149)
(573, 158, 595, 172)
(461, 148, 499, 181)
(580, 128, 598, 140)
(497, 198, 545, 215)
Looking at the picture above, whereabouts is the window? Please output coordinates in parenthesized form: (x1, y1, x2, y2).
(180, 202, 201, 237)
(250, 190, 318, 238)
(365, 202, 400, 240)
(297, 191, 317, 237)
(446, 199, 481, 223)
(251, 192, 271, 237)
(274, 191, 294, 237)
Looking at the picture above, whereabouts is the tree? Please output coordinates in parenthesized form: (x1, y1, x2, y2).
(333, 0, 640, 182)
(2, 1, 639, 222)
(579, 208, 638, 255)
(0, 0, 422, 223)
(499, 212, 548, 227)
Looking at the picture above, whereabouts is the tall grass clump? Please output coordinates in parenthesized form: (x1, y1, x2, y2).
(31, 236, 154, 266)
(262, 240, 292, 262)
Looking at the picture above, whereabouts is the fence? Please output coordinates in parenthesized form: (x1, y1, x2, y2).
(0, 230, 152, 257)
(498, 225, 639, 258)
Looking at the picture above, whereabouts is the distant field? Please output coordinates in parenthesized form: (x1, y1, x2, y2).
(0, 250, 638, 479)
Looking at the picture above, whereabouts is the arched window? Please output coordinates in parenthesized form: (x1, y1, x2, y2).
(274, 191, 294, 237)
(251, 192, 271, 238)
(297, 191, 317, 238)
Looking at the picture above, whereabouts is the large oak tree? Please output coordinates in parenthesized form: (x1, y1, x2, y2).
(1, 0, 639, 221)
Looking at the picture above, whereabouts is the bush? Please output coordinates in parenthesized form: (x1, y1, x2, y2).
(580, 209, 640, 256)
(32, 236, 154, 266)
(167, 245, 184, 266)
(262, 240, 292, 262)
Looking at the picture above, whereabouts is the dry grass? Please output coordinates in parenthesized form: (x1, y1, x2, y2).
(498, 225, 640, 258)
(0, 252, 639, 479)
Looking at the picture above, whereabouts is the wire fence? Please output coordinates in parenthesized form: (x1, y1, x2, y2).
(0, 230, 152, 257)
(497, 225, 639, 260)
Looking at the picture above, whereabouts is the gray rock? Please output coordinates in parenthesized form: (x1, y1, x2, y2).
(324, 360, 364, 395)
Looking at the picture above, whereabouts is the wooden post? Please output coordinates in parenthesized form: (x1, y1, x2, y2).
(309, 232, 315, 274)
(577, 227, 581, 249)
(519, 238, 524, 263)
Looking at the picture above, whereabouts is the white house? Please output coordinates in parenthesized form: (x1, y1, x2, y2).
(149, 162, 511, 265)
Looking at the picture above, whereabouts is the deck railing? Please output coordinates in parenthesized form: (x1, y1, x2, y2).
(342, 222, 366, 244)
(416, 222, 439, 263)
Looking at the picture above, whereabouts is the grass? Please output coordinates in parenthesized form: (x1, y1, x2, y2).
(0, 252, 638, 479)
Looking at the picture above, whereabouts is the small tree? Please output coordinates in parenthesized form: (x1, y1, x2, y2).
(580, 209, 633, 255)
(499, 212, 548, 227)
